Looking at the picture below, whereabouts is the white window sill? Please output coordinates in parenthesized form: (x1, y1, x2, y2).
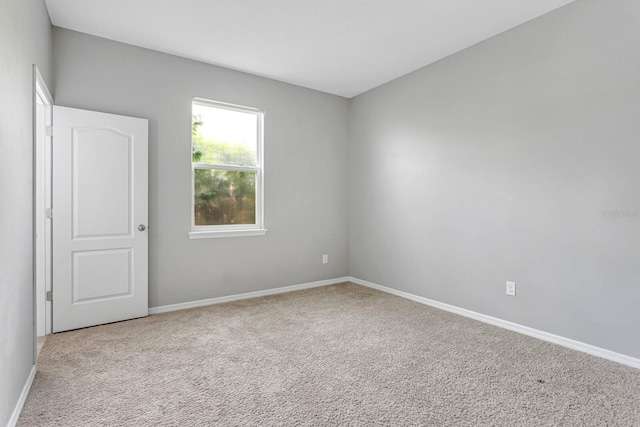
(188, 228, 269, 239)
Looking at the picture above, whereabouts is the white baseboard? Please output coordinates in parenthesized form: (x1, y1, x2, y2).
(349, 276, 640, 370)
(149, 277, 351, 315)
(7, 365, 36, 427)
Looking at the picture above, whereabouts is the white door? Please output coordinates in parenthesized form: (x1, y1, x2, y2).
(52, 106, 148, 332)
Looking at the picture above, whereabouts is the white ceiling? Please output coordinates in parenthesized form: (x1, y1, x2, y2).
(45, 0, 575, 98)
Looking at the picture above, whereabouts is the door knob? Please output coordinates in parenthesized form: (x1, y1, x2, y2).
(138, 224, 146, 231)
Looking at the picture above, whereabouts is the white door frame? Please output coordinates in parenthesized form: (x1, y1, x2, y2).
(33, 65, 53, 353)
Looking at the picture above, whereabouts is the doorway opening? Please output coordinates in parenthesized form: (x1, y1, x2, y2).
(33, 65, 53, 357)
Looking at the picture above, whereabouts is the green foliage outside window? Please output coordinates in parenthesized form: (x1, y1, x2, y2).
(192, 114, 256, 226)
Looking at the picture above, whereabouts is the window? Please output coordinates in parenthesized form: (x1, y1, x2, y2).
(189, 98, 266, 239)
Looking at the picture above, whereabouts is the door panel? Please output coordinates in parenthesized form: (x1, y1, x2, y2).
(73, 127, 132, 238)
(53, 106, 148, 332)
(72, 248, 132, 302)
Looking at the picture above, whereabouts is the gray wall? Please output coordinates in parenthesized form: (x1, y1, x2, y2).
(52, 28, 350, 308)
(349, 0, 640, 358)
(0, 0, 52, 424)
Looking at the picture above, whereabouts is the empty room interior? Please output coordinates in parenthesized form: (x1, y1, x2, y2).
(2, 0, 640, 425)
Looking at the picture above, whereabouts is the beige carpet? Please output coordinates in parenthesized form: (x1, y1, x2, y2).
(19, 283, 640, 426)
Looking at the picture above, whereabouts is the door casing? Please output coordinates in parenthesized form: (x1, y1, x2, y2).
(33, 65, 53, 349)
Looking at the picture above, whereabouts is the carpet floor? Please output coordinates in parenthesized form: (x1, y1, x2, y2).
(18, 282, 640, 426)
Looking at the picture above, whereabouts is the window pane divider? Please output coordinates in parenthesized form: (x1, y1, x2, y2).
(192, 163, 259, 172)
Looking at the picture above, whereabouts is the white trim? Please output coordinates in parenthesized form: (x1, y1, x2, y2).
(32, 65, 53, 349)
(33, 67, 53, 104)
(188, 228, 268, 239)
(192, 97, 264, 116)
(193, 163, 259, 172)
(149, 276, 350, 315)
(7, 365, 36, 427)
(349, 276, 640, 370)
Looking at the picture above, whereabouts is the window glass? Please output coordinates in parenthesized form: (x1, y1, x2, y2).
(192, 104, 257, 167)
(194, 169, 256, 226)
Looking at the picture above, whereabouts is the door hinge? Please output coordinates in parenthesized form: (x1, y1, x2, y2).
(46, 208, 52, 219)
(46, 290, 52, 302)
(45, 126, 53, 137)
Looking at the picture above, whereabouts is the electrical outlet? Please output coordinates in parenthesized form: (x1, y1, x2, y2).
(506, 281, 516, 296)
(322, 254, 328, 264)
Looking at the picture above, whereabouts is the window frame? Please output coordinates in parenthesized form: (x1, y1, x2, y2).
(188, 98, 267, 239)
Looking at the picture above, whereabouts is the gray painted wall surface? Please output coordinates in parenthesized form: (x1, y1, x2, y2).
(349, 0, 640, 358)
(0, 0, 52, 424)
(52, 28, 350, 308)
